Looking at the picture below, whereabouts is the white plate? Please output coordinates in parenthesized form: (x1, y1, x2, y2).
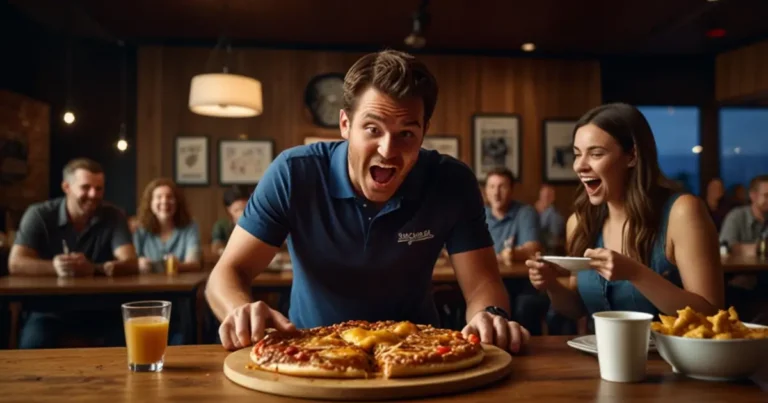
(567, 334, 656, 355)
(541, 256, 592, 272)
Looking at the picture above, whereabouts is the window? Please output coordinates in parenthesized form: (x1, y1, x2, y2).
(720, 107, 768, 195)
(638, 106, 701, 195)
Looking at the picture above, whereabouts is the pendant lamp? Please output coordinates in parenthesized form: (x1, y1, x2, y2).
(189, 38, 262, 118)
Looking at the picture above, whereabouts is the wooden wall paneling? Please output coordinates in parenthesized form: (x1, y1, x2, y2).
(420, 55, 479, 165)
(136, 46, 164, 204)
(716, 40, 768, 103)
(136, 48, 602, 244)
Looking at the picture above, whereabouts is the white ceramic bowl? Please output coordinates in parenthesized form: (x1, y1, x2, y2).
(651, 323, 768, 381)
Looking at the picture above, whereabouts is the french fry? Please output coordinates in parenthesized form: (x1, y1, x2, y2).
(652, 306, 768, 340)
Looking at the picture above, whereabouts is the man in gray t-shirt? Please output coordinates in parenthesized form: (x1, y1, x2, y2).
(720, 175, 768, 256)
(8, 158, 137, 349)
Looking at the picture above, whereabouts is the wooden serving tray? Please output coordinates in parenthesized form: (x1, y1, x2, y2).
(223, 345, 513, 401)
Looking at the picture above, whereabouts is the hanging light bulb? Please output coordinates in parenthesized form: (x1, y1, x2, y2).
(116, 122, 128, 152)
(63, 38, 76, 126)
(404, 1, 429, 49)
(63, 111, 76, 125)
(116, 41, 129, 153)
(116, 138, 128, 152)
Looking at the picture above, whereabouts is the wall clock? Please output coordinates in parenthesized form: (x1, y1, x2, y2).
(304, 73, 345, 128)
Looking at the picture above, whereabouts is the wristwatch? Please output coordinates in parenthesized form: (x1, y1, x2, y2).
(484, 306, 511, 321)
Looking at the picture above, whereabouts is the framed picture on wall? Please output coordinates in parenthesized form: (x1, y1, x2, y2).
(174, 136, 209, 186)
(219, 139, 274, 185)
(542, 119, 579, 183)
(472, 114, 521, 181)
(422, 135, 460, 159)
(304, 136, 340, 145)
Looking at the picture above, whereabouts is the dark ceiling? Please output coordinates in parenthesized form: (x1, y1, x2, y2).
(7, 0, 768, 56)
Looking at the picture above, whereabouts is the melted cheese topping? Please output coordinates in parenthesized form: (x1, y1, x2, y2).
(318, 347, 363, 359)
(341, 328, 402, 351)
(391, 321, 418, 337)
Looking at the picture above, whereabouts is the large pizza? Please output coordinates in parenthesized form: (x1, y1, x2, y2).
(248, 320, 485, 379)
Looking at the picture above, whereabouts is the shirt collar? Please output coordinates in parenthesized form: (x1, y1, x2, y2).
(328, 142, 427, 201)
(329, 141, 356, 199)
(745, 205, 762, 227)
(57, 197, 69, 227)
(485, 202, 519, 222)
(58, 197, 103, 227)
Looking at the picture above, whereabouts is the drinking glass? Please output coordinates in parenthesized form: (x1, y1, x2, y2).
(122, 300, 172, 372)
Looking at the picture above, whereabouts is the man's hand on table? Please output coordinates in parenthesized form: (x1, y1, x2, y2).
(219, 301, 297, 350)
(53, 253, 95, 277)
(462, 311, 530, 354)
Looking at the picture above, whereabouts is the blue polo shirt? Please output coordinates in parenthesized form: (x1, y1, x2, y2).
(485, 202, 541, 254)
(238, 141, 493, 329)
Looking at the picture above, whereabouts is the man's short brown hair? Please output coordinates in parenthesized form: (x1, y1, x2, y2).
(343, 49, 438, 124)
(749, 174, 768, 191)
(485, 166, 516, 185)
(63, 158, 103, 181)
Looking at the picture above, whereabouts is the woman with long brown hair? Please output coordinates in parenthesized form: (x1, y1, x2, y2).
(525, 103, 723, 322)
(134, 178, 201, 273)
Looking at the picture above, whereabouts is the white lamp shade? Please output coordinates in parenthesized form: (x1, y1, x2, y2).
(189, 73, 263, 118)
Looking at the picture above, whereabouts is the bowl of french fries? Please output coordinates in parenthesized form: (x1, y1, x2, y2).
(651, 306, 768, 381)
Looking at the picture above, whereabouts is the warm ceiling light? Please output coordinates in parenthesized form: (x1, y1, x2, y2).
(116, 139, 128, 152)
(521, 43, 536, 52)
(63, 111, 75, 125)
(189, 73, 263, 118)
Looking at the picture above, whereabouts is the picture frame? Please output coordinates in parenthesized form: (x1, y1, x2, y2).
(304, 136, 340, 145)
(542, 119, 579, 183)
(472, 114, 521, 182)
(218, 139, 275, 186)
(174, 135, 209, 186)
(421, 135, 460, 159)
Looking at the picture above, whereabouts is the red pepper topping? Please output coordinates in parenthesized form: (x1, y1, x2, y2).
(435, 346, 451, 355)
(468, 334, 480, 344)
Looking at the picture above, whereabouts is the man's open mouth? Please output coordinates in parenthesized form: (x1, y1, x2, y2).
(370, 166, 396, 185)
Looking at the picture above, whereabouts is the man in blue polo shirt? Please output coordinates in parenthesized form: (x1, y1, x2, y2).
(206, 50, 530, 354)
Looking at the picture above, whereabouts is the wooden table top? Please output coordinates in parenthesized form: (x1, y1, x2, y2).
(0, 272, 209, 296)
(721, 255, 768, 272)
(0, 336, 763, 402)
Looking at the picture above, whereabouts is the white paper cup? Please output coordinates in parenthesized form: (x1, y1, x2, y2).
(593, 311, 653, 383)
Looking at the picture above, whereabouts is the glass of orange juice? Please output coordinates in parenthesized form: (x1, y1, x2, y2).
(121, 300, 172, 372)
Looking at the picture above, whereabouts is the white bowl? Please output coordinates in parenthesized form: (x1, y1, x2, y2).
(652, 323, 768, 381)
(541, 256, 592, 272)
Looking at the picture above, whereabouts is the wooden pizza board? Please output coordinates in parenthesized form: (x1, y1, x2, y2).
(223, 345, 513, 401)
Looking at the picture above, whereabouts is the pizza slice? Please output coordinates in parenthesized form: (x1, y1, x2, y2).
(373, 328, 484, 378)
(249, 327, 373, 378)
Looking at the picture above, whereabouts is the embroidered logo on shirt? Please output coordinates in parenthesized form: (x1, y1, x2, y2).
(397, 230, 435, 245)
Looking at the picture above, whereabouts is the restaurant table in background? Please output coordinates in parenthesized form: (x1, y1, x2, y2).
(250, 255, 768, 288)
(721, 255, 768, 273)
(0, 272, 209, 349)
(0, 336, 763, 402)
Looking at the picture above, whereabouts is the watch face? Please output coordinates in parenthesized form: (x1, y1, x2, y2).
(305, 73, 345, 128)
